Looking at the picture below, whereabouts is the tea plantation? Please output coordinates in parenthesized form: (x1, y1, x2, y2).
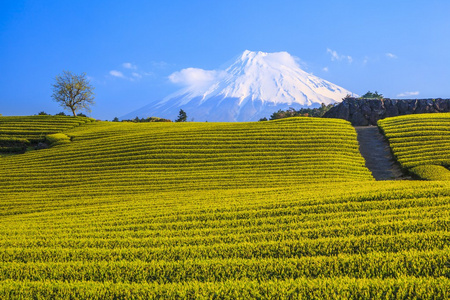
(0, 115, 94, 154)
(379, 113, 450, 180)
(0, 116, 449, 299)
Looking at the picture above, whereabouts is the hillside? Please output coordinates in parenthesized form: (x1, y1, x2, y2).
(0, 115, 93, 140)
(0, 117, 372, 195)
(0, 116, 449, 298)
(0, 115, 93, 154)
(378, 113, 450, 180)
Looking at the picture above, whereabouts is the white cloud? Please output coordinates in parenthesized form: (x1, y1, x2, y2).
(151, 61, 169, 69)
(109, 70, 125, 78)
(327, 48, 339, 61)
(108, 65, 153, 81)
(141, 71, 154, 76)
(132, 72, 142, 79)
(122, 62, 137, 69)
(322, 67, 329, 72)
(169, 68, 226, 87)
(363, 56, 369, 65)
(327, 48, 352, 63)
(397, 91, 420, 97)
(386, 53, 398, 59)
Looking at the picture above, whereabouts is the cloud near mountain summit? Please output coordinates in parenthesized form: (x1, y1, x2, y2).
(124, 50, 353, 122)
(169, 68, 226, 88)
(168, 51, 301, 90)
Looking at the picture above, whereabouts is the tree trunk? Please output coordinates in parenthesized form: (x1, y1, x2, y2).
(70, 107, 77, 117)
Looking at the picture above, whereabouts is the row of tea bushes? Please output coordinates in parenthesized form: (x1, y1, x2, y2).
(378, 113, 450, 180)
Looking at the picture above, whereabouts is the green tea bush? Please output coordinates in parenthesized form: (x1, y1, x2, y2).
(0, 116, 448, 298)
(410, 165, 450, 181)
(45, 133, 71, 145)
(379, 113, 450, 180)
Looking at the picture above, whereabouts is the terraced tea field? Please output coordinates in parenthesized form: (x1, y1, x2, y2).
(0, 116, 449, 299)
(0, 117, 372, 194)
(379, 113, 450, 180)
(0, 115, 93, 141)
(0, 115, 93, 154)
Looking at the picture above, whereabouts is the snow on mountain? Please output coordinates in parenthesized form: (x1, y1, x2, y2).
(123, 50, 354, 122)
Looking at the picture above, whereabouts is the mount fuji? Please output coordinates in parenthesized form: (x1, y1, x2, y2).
(123, 50, 354, 122)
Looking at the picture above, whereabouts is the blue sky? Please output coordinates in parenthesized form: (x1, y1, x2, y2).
(1, 0, 450, 120)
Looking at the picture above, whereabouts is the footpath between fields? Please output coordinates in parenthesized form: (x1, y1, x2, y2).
(354, 126, 410, 180)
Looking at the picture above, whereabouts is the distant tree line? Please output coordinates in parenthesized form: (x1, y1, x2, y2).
(261, 103, 335, 121)
(114, 116, 172, 123)
(116, 110, 187, 123)
(37, 111, 88, 117)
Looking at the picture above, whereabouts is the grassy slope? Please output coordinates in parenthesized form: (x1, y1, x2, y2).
(0, 115, 94, 155)
(378, 113, 450, 180)
(0, 117, 372, 194)
(0, 117, 449, 298)
(0, 115, 93, 142)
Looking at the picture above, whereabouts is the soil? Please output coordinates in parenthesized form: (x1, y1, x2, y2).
(354, 126, 410, 180)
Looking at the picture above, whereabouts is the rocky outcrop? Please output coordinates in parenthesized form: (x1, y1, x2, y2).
(323, 98, 450, 125)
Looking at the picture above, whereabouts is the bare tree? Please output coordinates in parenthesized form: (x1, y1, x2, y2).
(52, 71, 95, 116)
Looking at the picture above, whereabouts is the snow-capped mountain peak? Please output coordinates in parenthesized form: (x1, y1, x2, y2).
(123, 50, 354, 122)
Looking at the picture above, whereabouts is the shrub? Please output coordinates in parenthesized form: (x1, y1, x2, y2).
(409, 165, 450, 180)
(360, 91, 383, 99)
(45, 133, 71, 145)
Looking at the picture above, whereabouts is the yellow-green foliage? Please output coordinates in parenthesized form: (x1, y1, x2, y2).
(379, 113, 450, 180)
(0, 115, 93, 142)
(0, 117, 449, 298)
(0, 136, 30, 144)
(0, 118, 373, 193)
(45, 133, 71, 145)
(0, 137, 30, 154)
(0, 181, 449, 298)
(410, 165, 450, 181)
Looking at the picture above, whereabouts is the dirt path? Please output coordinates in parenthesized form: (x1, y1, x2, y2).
(354, 126, 409, 180)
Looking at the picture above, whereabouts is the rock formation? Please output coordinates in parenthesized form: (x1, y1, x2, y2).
(323, 98, 450, 126)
